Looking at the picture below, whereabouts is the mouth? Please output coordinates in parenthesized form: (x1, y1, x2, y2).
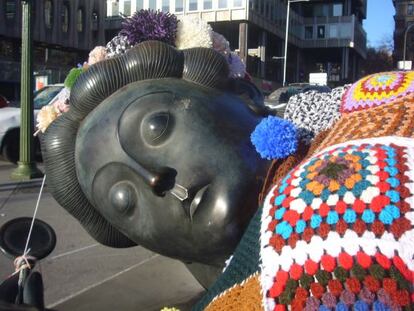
(178, 184, 209, 221)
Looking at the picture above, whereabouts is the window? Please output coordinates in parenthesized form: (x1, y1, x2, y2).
(44, 0, 53, 28)
(108, 0, 119, 16)
(5, 0, 16, 19)
(175, 0, 183, 11)
(329, 24, 338, 38)
(77, 8, 84, 32)
(136, 0, 143, 10)
(189, 0, 197, 11)
(123, 0, 131, 15)
(314, 4, 328, 17)
(233, 0, 242, 7)
(162, 0, 170, 12)
(92, 10, 99, 30)
(317, 25, 325, 39)
(218, 0, 227, 8)
(333, 3, 343, 17)
(204, 0, 212, 10)
(61, 3, 69, 33)
(408, 4, 414, 15)
(149, 0, 157, 9)
(305, 26, 313, 39)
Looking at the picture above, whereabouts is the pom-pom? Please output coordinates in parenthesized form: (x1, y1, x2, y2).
(106, 35, 132, 57)
(250, 116, 297, 160)
(64, 67, 84, 89)
(88, 46, 107, 65)
(120, 10, 178, 46)
(227, 52, 246, 78)
(212, 31, 230, 55)
(175, 16, 213, 49)
(36, 105, 59, 133)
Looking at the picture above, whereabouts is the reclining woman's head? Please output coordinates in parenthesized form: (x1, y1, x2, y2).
(41, 41, 270, 266)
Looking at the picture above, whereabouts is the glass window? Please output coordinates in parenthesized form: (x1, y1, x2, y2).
(175, 0, 183, 11)
(408, 4, 414, 15)
(204, 0, 212, 10)
(162, 0, 169, 12)
(77, 8, 83, 32)
(109, 0, 119, 16)
(149, 0, 157, 10)
(333, 3, 343, 17)
(314, 4, 328, 17)
(329, 24, 338, 38)
(5, 0, 16, 19)
(218, 0, 227, 8)
(189, 0, 197, 11)
(233, 0, 242, 7)
(317, 25, 325, 39)
(305, 26, 313, 39)
(44, 0, 53, 28)
(136, 0, 144, 10)
(61, 3, 69, 32)
(92, 10, 99, 29)
(123, 0, 131, 15)
(150, 0, 158, 9)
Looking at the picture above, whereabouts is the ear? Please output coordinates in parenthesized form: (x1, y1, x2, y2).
(228, 78, 269, 116)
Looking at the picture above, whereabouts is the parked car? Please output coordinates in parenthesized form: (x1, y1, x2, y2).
(0, 84, 64, 163)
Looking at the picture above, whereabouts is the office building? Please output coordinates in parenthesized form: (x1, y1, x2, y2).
(106, 0, 367, 87)
(0, 0, 106, 101)
(393, 0, 414, 68)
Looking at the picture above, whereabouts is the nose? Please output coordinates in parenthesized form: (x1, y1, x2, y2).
(127, 159, 177, 197)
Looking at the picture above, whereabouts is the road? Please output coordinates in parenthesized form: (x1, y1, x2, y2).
(0, 160, 204, 311)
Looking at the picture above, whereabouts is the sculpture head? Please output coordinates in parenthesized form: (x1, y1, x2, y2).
(42, 41, 270, 265)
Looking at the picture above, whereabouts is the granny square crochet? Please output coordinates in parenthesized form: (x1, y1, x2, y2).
(341, 71, 414, 113)
(260, 137, 414, 311)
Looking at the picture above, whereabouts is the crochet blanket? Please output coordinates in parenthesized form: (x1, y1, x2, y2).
(193, 71, 414, 311)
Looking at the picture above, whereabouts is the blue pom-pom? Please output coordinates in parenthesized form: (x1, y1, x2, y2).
(250, 116, 297, 160)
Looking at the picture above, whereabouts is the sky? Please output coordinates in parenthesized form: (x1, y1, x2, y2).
(363, 0, 395, 48)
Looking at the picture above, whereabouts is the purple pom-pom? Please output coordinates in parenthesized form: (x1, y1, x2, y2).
(120, 10, 178, 46)
(250, 116, 297, 160)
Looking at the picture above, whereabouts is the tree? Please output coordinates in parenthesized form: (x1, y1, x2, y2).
(361, 47, 393, 75)
(360, 35, 394, 75)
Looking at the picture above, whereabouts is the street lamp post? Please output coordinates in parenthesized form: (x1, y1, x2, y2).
(11, 0, 43, 180)
(283, 0, 309, 87)
(403, 23, 414, 70)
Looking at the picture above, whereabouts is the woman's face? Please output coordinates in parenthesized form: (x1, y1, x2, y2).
(75, 79, 269, 265)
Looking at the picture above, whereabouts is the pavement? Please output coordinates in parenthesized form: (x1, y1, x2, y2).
(0, 160, 205, 311)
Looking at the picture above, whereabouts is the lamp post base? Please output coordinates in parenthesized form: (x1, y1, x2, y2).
(11, 162, 43, 181)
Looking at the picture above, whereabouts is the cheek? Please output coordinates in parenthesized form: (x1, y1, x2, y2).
(91, 163, 144, 225)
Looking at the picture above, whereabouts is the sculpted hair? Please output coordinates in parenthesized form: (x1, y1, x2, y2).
(41, 41, 231, 247)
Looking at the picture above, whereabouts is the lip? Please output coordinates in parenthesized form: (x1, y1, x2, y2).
(184, 184, 210, 221)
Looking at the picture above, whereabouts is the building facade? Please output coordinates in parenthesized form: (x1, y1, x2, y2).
(393, 0, 414, 67)
(106, 0, 367, 88)
(0, 0, 106, 101)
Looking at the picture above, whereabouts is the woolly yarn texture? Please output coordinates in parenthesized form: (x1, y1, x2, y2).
(194, 75, 414, 311)
(316, 93, 414, 153)
(341, 71, 414, 113)
(260, 136, 413, 311)
(284, 86, 349, 144)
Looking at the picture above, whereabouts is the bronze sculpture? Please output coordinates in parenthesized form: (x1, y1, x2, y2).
(41, 40, 271, 287)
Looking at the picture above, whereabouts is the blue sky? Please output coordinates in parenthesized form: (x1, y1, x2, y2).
(363, 0, 395, 47)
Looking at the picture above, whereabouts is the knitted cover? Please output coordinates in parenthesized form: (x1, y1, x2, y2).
(341, 71, 414, 113)
(284, 86, 350, 144)
(193, 72, 414, 311)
